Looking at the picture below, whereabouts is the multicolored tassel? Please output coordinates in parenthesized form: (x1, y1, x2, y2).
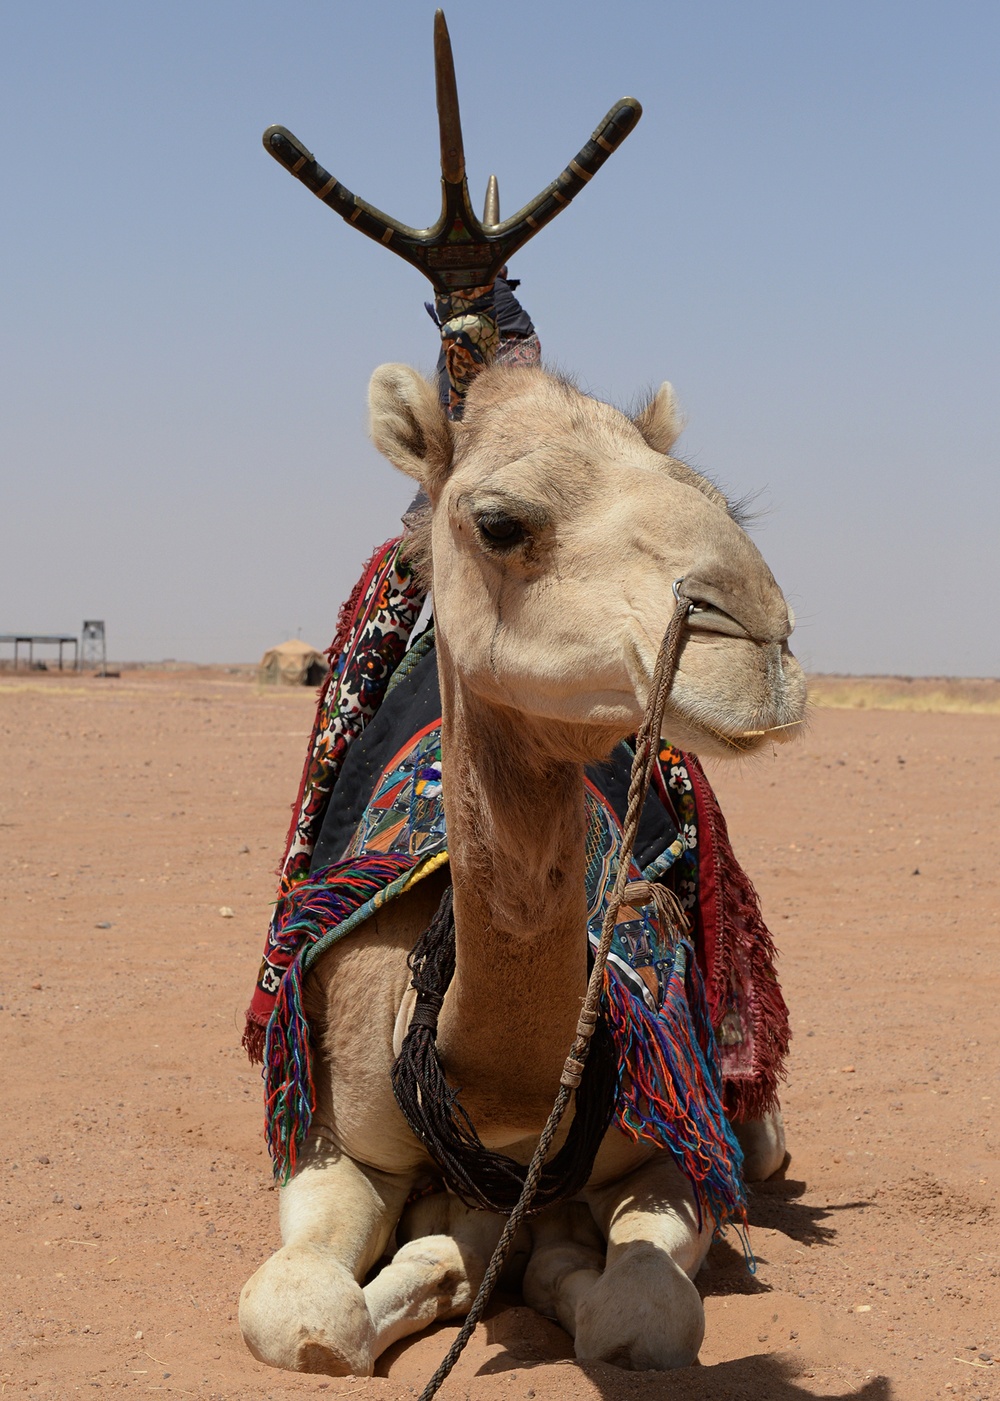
(256, 852, 417, 1180)
(603, 940, 747, 1231)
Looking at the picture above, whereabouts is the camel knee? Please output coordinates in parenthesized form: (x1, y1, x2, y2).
(239, 1242, 374, 1377)
(577, 1157, 711, 1369)
(733, 1104, 787, 1181)
(399, 1191, 530, 1288)
(574, 1243, 704, 1370)
(522, 1204, 605, 1335)
(362, 1193, 531, 1357)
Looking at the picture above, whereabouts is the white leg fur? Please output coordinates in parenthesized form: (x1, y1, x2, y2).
(365, 1234, 480, 1359)
(573, 1155, 713, 1370)
(239, 1138, 411, 1376)
(733, 1105, 787, 1182)
(522, 1204, 605, 1337)
(365, 1192, 527, 1360)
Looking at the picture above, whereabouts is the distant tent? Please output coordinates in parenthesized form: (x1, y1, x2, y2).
(258, 638, 327, 686)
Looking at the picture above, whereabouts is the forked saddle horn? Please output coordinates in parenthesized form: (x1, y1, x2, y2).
(263, 10, 642, 413)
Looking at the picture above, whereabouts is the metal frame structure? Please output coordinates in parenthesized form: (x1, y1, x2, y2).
(0, 634, 79, 670)
(80, 620, 107, 673)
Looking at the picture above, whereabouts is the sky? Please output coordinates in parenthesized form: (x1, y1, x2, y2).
(2, 0, 997, 675)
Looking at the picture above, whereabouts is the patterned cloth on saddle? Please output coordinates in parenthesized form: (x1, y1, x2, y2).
(259, 628, 752, 1228)
(244, 534, 789, 1237)
(312, 629, 696, 1015)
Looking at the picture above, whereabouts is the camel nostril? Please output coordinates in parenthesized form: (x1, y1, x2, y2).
(786, 605, 796, 636)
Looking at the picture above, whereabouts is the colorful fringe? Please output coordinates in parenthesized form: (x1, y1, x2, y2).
(243, 536, 426, 1061)
(261, 852, 418, 1178)
(604, 944, 746, 1229)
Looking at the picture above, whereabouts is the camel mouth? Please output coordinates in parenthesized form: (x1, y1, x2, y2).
(662, 663, 809, 757)
(626, 623, 807, 758)
(656, 707, 806, 760)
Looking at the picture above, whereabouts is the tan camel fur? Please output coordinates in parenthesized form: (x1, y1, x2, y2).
(239, 363, 807, 1377)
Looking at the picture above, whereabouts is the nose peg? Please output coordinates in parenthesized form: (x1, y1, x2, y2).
(672, 578, 694, 614)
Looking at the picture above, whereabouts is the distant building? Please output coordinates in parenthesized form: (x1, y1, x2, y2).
(258, 638, 327, 686)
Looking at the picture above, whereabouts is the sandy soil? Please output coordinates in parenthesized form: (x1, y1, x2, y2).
(1, 668, 997, 1401)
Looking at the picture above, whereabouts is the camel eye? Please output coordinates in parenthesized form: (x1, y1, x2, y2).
(475, 513, 525, 549)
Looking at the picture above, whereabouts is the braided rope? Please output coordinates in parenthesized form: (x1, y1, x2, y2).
(417, 592, 692, 1401)
(391, 886, 619, 1213)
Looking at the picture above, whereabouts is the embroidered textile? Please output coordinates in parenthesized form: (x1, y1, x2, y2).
(260, 716, 747, 1226)
(685, 754, 790, 1122)
(495, 332, 542, 370)
(242, 536, 427, 1059)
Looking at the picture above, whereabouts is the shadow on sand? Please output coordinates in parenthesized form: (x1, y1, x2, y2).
(692, 1165, 873, 1301)
(698, 1231, 774, 1296)
(380, 1299, 893, 1401)
(747, 1170, 872, 1247)
(476, 1345, 893, 1400)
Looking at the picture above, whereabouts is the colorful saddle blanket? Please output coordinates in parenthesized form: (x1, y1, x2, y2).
(312, 631, 700, 1014)
(244, 537, 790, 1230)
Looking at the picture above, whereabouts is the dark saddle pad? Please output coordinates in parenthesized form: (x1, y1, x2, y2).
(310, 639, 681, 875)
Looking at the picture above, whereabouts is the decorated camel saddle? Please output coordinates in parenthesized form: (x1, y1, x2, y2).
(240, 13, 806, 1388)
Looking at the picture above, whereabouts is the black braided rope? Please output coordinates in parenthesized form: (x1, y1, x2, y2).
(390, 884, 620, 1215)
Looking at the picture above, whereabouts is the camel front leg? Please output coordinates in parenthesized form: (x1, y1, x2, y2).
(364, 1191, 531, 1359)
(521, 1202, 606, 1336)
(572, 1154, 714, 1370)
(239, 1135, 411, 1376)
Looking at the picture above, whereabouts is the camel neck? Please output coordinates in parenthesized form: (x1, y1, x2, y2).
(433, 638, 590, 1130)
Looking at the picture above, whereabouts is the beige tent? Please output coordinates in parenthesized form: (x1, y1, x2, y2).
(258, 638, 327, 686)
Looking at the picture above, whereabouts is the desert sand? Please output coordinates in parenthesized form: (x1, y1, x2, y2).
(1, 666, 997, 1400)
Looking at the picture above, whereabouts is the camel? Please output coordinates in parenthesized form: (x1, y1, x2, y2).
(238, 359, 807, 1377)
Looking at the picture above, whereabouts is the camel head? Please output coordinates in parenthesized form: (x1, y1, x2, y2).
(370, 362, 806, 761)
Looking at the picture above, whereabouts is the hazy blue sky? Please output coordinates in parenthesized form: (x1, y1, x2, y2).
(2, 1, 997, 674)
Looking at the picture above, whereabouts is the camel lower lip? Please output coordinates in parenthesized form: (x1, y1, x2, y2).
(665, 711, 805, 755)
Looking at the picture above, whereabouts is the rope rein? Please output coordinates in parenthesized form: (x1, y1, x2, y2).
(417, 591, 692, 1401)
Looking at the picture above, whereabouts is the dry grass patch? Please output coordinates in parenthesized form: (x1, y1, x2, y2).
(808, 674, 1000, 714)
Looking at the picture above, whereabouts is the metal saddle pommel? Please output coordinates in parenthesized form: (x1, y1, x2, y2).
(263, 10, 642, 415)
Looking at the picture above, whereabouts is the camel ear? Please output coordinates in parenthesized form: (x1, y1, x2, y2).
(369, 364, 454, 492)
(633, 381, 685, 456)
(634, 381, 729, 510)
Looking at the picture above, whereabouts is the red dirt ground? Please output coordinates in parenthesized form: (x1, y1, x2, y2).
(1, 668, 997, 1400)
